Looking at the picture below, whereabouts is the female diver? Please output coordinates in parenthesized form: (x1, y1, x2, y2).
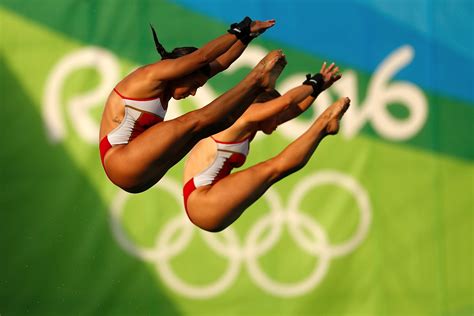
(99, 17, 283, 193)
(183, 62, 350, 232)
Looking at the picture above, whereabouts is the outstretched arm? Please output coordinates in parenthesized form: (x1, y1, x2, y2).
(241, 83, 313, 126)
(144, 33, 239, 82)
(277, 62, 341, 124)
(144, 18, 275, 82)
(207, 19, 276, 78)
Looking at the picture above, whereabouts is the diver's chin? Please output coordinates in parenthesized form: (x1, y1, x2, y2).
(177, 94, 191, 100)
(268, 129, 277, 135)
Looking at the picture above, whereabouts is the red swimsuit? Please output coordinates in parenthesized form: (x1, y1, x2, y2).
(100, 88, 167, 167)
(183, 135, 254, 215)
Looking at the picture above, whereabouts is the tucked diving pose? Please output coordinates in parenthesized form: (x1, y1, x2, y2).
(99, 17, 282, 193)
(183, 62, 349, 232)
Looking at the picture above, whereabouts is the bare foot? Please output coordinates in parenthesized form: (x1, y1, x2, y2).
(320, 97, 350, 135)
(253, 50, 287, 89)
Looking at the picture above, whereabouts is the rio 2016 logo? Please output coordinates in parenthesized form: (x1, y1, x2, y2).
(41, 44, 425, 298)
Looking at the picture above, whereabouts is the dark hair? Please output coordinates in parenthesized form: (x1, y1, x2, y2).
(150, 24, 211, 76)
(254, 89, 281, 103)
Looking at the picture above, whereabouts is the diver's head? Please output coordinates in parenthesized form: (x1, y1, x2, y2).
(150, 24, 210, 99)
(254, 89, 282, 134)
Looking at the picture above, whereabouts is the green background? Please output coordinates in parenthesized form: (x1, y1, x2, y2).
(1, 1, 472, 315)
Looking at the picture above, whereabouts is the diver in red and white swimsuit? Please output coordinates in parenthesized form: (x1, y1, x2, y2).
(183, 62, 349, 232)
(100, 88, 167, 166)
(183, 134, 254, 214)
(98, 18, 284, 193)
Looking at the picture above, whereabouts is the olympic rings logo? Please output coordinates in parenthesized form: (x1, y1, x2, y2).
(109, 170, 372, 298)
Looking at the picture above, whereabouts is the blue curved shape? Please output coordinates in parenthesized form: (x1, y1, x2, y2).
(355, 0, 474, 62)
(170, 0, 474, 104)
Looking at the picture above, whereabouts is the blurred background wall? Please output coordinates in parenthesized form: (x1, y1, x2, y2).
(1, 0, 473, 315)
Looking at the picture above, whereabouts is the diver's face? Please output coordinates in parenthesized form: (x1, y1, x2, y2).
(171, 72, 208, 100)
(260, 117, 279, 135)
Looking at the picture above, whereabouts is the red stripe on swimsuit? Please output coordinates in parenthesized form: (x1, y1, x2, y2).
(182, 136, 253, 213)
(99, 88, 167, 168)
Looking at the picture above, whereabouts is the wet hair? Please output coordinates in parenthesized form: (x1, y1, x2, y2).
(150, 24, 211, 76)
(254, 89, 281, 103)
